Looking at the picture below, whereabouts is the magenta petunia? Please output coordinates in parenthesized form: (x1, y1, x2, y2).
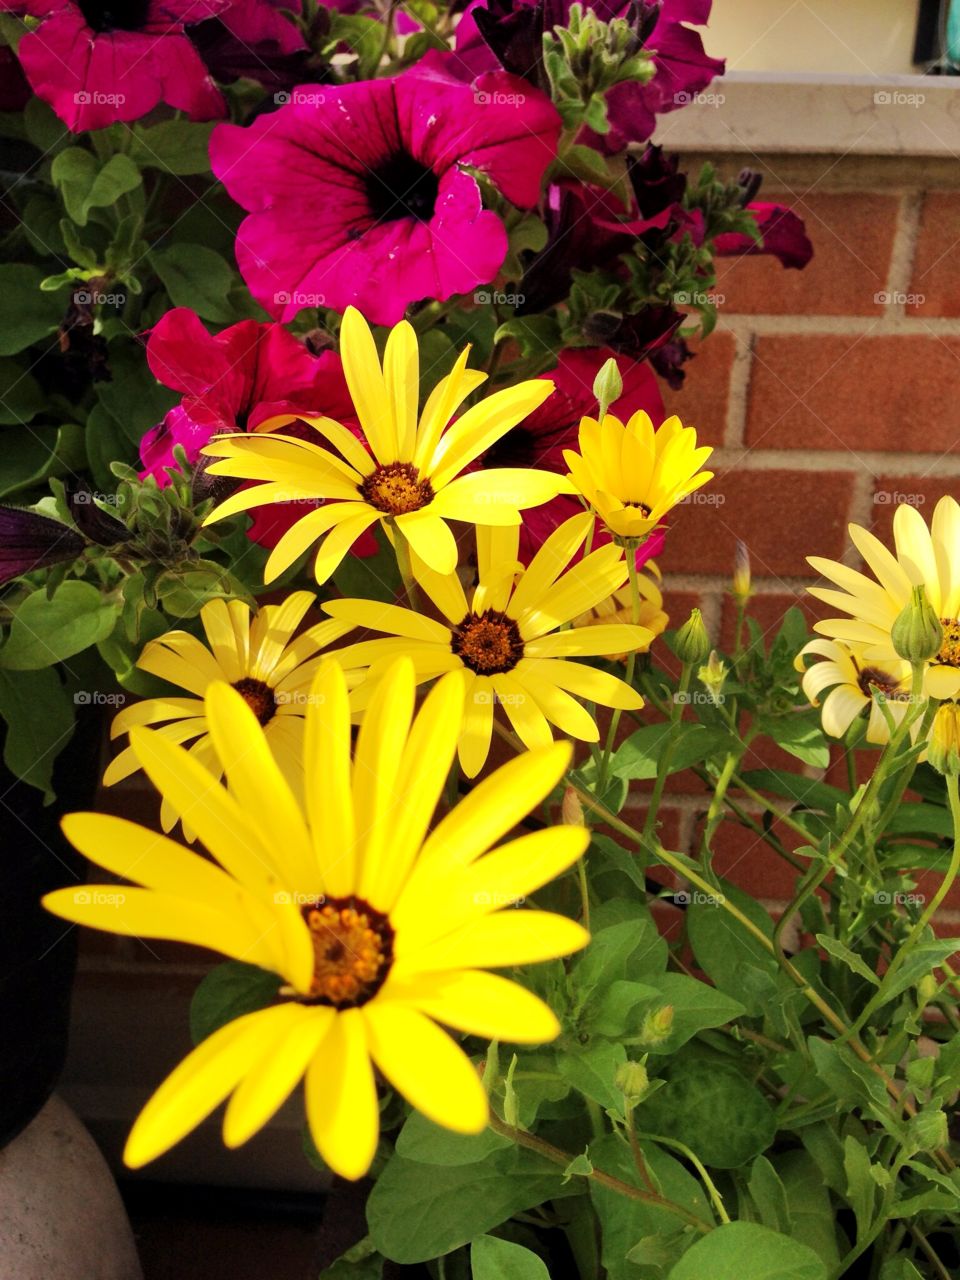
(2, 0, 230, 132)
(714, 201, 814, 270)
(209, 54, 561, 324)
(483, 347, 666, 565)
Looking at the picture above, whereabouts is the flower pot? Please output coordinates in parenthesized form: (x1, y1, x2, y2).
(0, 707, 102, 1150)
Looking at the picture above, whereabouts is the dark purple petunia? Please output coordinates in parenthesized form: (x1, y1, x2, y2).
(188, 0, 309, 91)
(714, 201, 814, 270)
(1, 0, 230, 131)
(210, 53, 561, 324)
(0, 505, 85, 586)
(0, 45, 30, 111)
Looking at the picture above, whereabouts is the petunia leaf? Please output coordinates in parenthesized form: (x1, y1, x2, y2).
(0, 265, 70, 356)
(151, 244, 241, 324)
(0, 666, 74, 800)
(0, 580, 120, 671)
(189, 960, 283, 1046)
(471, 1235, 550, 1280)
(666, 1222, 827, 1280)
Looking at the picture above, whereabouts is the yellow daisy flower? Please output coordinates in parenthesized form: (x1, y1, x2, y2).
(45, 658, 589, 1180)
(104, 592, 353, 828)
(808, 496, 960, 699)
(571, 565, 669, 657)
(562, 411, 713, 542)
(794, 638, 913, 743)
(199, 307, 570, 584)
(325, 513, 653, 777)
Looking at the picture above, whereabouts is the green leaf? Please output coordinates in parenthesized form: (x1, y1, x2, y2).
(748, 1155, 790, 1234)
(667, 1222, 827, 1280)
(0, 581, 120, 671)
(574, 913, 668, 997)
(589, 978, 661, 1037)
(555, 143, 619, 189)
(686, 881, 779, 1016)
(189, 961, 282, 1045)
(470, 1235, 550, 1280)
(0, 358, 45, 425)
(0, 667, 74, 800)
(843, 1134, 877, 1242)
(738, 768, 846, 815)
(394, 1110, 510, 1166)
(493, 315, 562, 360)
(151, 244, 240, 323)
(366, 1147, 573, 1264)
(611, 723, 734, 780)
(772, 1150, 843, 1268)
(639, 972, 746, 1054)
(52, 148, 141, 226)
(872, 939, 960, 1008)
(317, 1236, 382, 1279)
(0, 265, 70, 356)
(807, 1038, 887, 1111)
(129, 119, 216, 175)
(638, 1055, 777, 1169)
(755, 712, 829, 768)
(815, 934, 880, 987)
(558, 1041, 627, 1111)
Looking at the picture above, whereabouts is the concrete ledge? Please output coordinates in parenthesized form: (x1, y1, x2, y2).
(657, 72, 960, 156)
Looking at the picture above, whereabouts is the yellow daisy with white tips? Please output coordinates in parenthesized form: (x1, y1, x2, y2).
(563, 411, 713, 542)
(808, 496, 960, 700)
(572, 564, 669, 655)
(199, 307, 571, 584)
(325, 513, 653, 776)
(45, 658, 589, 1180)
(794, 638, 912, 743)
(104, 592, 353, 829)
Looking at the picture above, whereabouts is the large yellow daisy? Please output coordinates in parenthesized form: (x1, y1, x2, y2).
(563, 411, 713, 542)
(794, 638, 913, 743)
(571, 565, 669, 656)
(104, 592, 353, 827)
(325, 513, 653, 776)
(199, 307, 571, 584)
(45, 658, 589, 1179)
(808, 496, 960, 699)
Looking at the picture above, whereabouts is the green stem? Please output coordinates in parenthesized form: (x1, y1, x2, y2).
(390, 520, 421, 611)
(700, 751, 740, 872)
(486, 1111, 713, 1233)
(641, 662, 692, 842)
(596, 550, 643, 795)
(633, 1128, 730, 1224)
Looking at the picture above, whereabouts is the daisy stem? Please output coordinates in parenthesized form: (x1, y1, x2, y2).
(485, 1110, 714, 1232)
(390, 520, 422, 611)
(595, 552, 644, 797)
(640, 662, 692, 845)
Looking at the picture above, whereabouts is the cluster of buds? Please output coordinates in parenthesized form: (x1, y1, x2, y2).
(543, 2, 655, 129)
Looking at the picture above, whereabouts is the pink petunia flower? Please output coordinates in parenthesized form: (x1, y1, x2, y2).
(483, 347, 666, 565)
(189, 0, 308, 90)
(1, 0, 230, 131)
(714, 201, 813, 270)
(209, 53, 561, 325)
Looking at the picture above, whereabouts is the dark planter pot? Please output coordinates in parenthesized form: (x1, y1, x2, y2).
(0, 707, 102, 1150)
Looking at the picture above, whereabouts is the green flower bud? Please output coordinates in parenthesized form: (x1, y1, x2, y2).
(561, 785, 584, 827)
(615, 1059, 650, 1104)
(927, 701, 960, 777)
(593, 357, 623, 420)
(638, 1005, 674, 1047)
(918, 973, 939, 1006)
(671, 608, 711, 667)
(891, 584, 942, 664)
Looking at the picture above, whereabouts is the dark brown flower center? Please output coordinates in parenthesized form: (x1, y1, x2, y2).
(78, 0, 151, 31)
(451, 610, 524, 674)
(938, 618, 960, 668)
(232, 677, 277, 726)
(366, 152, 440, 225)
(299, 896, 394, 1008)
(360, 462, 434, 515)
(857, 667, 905, 700)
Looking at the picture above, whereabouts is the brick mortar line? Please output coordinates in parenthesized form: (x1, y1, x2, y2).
(723, 331, 754, 448)
(886, 189, 925, 312)
(716, 314, 960, 335)
(710, 447, 960, 474)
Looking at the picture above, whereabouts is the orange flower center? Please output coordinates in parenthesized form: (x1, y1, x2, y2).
(938, 618, 960, 668)
(360, 462, 434, 515)
(451, 610, 524, 674)
(301, 897, 394, 1008)
(233, 677, 277, 725)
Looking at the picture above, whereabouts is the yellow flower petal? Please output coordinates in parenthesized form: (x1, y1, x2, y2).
(305, 1009, 379, 1181)
(429, 380, 556, 487)
(324, 598, 451, 644)
(297, 415, 376, 477)
(310, 509, 381, 585)
(265, 503, 370, 584)
(414, 348, 486, 472)
(520, 657, 642, 710)
(363, 1003, 488, 1134)
(457, 673, 495, 778)
(383, 319, 419, 461)
(103, 719, 209, 786)
(396, 909, 589, 972)
(303, 661, 356, 897)
(384, 970, 561, 1044)
(110, 696, 206, 737)
(491, 671, 553, 751)
(431, 468, 571, 524)
(525, 625, 652, 658)
(395, 510, 459, 575)
(340, 307, 396, 462)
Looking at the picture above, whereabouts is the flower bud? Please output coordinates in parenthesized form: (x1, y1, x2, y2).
(670, 608, 711, 666)
(615, 1059, 650, 1104)
(561, 785, 584, 827)
(918, 973, 939, 1007)
(927, 701, 960, 777)
(698, 649, 727, 703)
(891, 584, 942, 664)
(638, 1005, 674, 1047)
(593, 357, 623, 420)
(732, 540, 751, 601)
